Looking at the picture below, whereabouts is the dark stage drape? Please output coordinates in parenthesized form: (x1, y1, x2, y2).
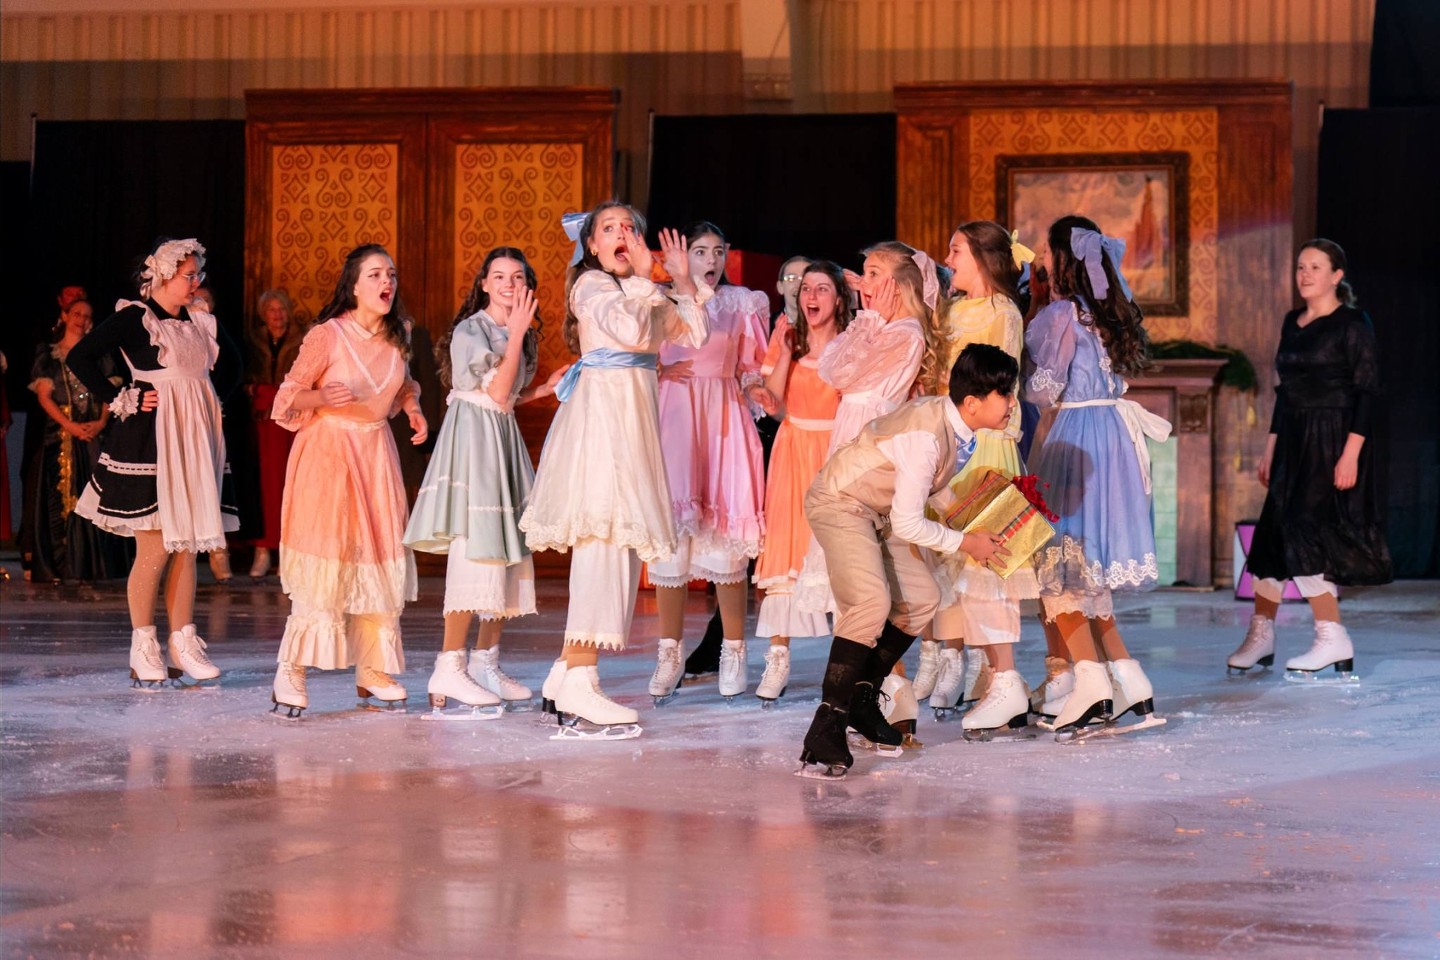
(1370, 0, 1440, 108)
(29, 120, 246, 337)
(647, 113, 896, 267)
(1317, 107, 1440, 578)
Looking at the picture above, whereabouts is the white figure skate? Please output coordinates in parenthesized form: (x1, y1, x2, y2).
(912, 639, 942, 700)
(717, 639, 748, 702)
(129, 626, 166, 691)
(1284, 621, 1359, 684)
(470, 647, 533, 707)
(649, 638, 684, 706)
(961, 646, 990, 706)
(552, 666, 642, 740)
(425, 650, 502, 720)
(929, 647, 964, 719)
(539, 658, 567, 716)
(270, 662, 307, 720)
(1043, 660, 1113, 742)
(356, 665, 408, 711)
(1227, 615, 1276, 674)
(962, 670, 1034, 742)
(167, 624, 221, 687)
(1030, 656, 1073, 718)
(755, 645, 790, 707)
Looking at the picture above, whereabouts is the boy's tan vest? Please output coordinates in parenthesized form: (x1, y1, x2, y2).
(810, 397, 959, 516)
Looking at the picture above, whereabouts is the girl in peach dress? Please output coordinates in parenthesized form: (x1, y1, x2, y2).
(748, 260, 851, 705)
(269, 244, 428, 719)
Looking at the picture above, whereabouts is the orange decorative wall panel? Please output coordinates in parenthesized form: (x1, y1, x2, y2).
(451, 141, 585, 376)
(269, 143, 400, 324)
(964, 107, 1219, 343)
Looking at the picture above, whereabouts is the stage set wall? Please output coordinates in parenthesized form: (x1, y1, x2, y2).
(2, 0, 1374, 245)
(896, 80, 1294, 586)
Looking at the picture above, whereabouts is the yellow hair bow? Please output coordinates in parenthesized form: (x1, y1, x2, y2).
(1010, 230, 1036, 268)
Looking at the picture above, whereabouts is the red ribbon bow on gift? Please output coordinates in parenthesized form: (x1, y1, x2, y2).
(1011, 474, 1060, 522)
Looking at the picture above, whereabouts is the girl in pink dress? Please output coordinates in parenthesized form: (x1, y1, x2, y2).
(269, 244, 428, 719)
(647, 222, 768, 705)
(749, 260, 851, 705)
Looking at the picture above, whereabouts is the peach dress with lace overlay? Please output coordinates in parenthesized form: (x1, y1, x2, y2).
(271, 319, 420, 671)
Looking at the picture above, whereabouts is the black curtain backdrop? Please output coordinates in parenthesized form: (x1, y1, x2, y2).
(29, 120, 246, 350)
(1370, 0, 1440, 107)
(647, 113, 896, 267)
(1317, 107, 1440, 578)
(2, 160, 35, 415)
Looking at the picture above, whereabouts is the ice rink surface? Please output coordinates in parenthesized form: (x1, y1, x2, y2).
(3, 572, 1437, 958)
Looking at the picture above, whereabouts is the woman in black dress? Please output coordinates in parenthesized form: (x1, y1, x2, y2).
(21, 288, 130, 583)
(67, 238, 240, 687)
(1227, 239, 1392, 679)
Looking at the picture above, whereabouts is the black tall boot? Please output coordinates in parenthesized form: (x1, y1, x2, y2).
(871, 620, 919, 682)
(847, 622, 916, 748)
(798, 703, 852, 774)
(797, 637, 871, 772)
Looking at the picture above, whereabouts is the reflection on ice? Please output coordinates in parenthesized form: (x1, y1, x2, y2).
(1, 576, 1436, 957)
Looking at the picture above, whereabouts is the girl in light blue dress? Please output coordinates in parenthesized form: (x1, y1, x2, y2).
(1025, 215, 1171, 739)
(404, 247, 562, 716)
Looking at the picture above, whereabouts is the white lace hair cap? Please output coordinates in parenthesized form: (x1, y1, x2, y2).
(140, 238, 206, 298)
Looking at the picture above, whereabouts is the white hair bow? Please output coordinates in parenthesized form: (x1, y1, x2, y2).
(911, 249, 940, 311)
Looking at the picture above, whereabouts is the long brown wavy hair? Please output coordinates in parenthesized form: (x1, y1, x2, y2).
(791, 260, 853, 361)
(1047, 215, 1150, 376)
(314, 243, 411, 359)
(438, 247, 542, 389)
(952, 220, 1022, 305)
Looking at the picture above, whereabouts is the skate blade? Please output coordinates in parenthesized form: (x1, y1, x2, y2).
(931, 706, 957, 721)
(1063, 715, 1168, 743)
(650, 689, 680, 707)
(1226, 655, 1275, 675)
(130, 679, 167, 693)
(965, 729, 1038, 743)
(357, 698, 409, 713)
(795, 762, 848, 780)
(169, 675, 221, 690)
(549, 721, 642, 741)
(846, 732, 905, 757)
(422, 705, 503, 721)
(1283, 670, 1360, 685)
(963, 713, 1034, 742)
(497, 697, 537, 712)
(268, 700, 305, 721)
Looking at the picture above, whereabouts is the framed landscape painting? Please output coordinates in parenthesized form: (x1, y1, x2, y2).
(997, 152, 1190, 315)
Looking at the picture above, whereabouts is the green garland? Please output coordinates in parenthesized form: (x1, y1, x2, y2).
(1150, 339, 1257, 391)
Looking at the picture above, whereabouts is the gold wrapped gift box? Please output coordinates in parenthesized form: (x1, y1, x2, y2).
(941, 469, 1056, 580)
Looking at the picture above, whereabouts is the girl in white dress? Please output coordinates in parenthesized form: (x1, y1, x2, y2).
(519, 203, 712, 738)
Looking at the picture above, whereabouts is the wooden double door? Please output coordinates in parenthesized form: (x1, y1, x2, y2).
(244, 87, 616, 381)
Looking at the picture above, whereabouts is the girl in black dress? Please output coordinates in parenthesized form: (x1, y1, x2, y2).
(1228, 239, 1392, 679)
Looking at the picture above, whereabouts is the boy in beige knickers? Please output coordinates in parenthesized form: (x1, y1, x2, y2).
(798, 343, 1017, 778)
